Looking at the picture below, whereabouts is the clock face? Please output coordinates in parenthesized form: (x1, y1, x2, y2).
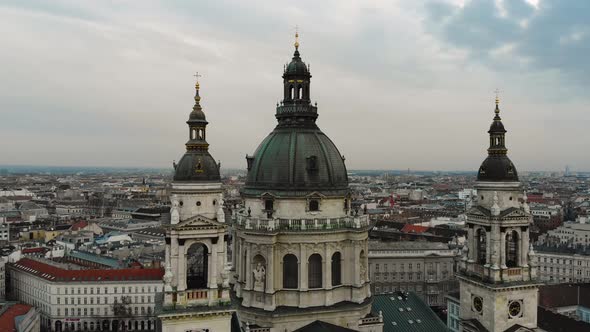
(473, 296, 483, 313)
(508, 300, 522, 318)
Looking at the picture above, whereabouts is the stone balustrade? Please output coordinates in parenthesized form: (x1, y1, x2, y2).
(233, 213, 371, 232)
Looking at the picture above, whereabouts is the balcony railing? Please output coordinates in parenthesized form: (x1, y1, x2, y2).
(506, 268, 521, 276)
(186, 289, 208, 300)
(233, 213, 371, 232)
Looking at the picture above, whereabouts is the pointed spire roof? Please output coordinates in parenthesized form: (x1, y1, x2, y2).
(188, 77, 207, 123)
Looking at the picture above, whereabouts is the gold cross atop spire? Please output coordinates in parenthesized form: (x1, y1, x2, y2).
(495, 88, 500, 106)
(294, 25, 300, 50)
(194, 72, 202, 90)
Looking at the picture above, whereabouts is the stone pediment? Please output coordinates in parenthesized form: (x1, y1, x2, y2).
(468, 206, 527, 219)
(501, 207, 526, 218)
(173, 215, 226, 230)
(468, 206, 490, 217)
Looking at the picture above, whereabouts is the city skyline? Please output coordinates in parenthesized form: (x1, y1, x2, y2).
(2, 0, 589, 171)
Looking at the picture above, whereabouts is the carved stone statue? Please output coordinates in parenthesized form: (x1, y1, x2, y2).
(491, 191, 500, 216)
(360, 261, 367, 282)
(217, 196, 225, 223)
(253, 262, 266, 290)
(171, 194, 180, 224)
(522, 191, 530, 214)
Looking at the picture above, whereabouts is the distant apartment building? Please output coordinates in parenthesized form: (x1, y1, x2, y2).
(368, 241, 460, 306)
(533, 248, 590, 283)
(545, 222, 590, 246)
(0, 259, 5, 301)
(7, 257, 164, 331)
(0, 222, 9, 242)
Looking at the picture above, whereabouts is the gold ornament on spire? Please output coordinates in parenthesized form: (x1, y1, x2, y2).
(193, 72, 202, 104)
(294, 26, 300, 50)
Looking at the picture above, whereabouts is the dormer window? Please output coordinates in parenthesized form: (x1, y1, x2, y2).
(306, 155, 318, 172)
(309, 199, 319, 212)
(264, 199, 274, 211)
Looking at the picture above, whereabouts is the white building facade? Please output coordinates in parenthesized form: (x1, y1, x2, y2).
(8, 257, 163, 331)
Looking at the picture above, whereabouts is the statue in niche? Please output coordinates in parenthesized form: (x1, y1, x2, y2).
(171, 194, 180, 224)
(217, 197, 225, 223)
(253, 262, 266, 290)
(163, 263, 174, 291)
(491, 191, 500, 216)
(360, 260, 367, 282)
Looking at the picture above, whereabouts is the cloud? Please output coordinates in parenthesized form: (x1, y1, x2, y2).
(425, 0, 590, 87)
(1, 0, 590, 172)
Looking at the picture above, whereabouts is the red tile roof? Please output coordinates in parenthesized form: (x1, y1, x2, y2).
(0, 304, 33, 332)
(11, 258, 164, 282)
(70, 220, 88, 231)
(401, 224, 429, 234)
(22, 247, 46, 254)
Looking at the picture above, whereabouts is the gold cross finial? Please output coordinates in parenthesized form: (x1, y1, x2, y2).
(194, 72, 202, 89)
(495, 88, 500, 106)
(294, 25, 300, 50)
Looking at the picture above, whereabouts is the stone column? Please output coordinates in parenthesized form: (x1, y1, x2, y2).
(244, 244, 252, 290)
(300, 244, 308, 290)
(177, 238, 186, 291)
(325, 245, 332, 289)
(500, 231, 507, 268)
(485, 230, 491, 266)
(266, 245, 274, 293)
(520, 229, 529, 267)
(467, 226, 475, 262)
(209, 239, 218, 289)
(491, 224, 500, 269)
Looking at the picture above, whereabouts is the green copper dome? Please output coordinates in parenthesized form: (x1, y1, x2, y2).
(242, 43, 349, 197)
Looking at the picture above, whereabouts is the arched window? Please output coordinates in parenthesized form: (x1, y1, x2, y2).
(477, 229, 487, 265)
(331, 252, 341, 286)
(283, 254, 298, 289)
(506, 230, 519, 268)
(186, 243, 208, 289)
(264, 199, 274, 211)
(298, 85, 303, 99)
(290, 86, 294, 100)
(308, 254, 323, 288)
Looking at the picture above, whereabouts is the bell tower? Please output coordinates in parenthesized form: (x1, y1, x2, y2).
(458, 96, 539, 332)
(158, 77, 234, 332)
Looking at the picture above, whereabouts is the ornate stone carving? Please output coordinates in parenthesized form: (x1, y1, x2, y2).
(491, 191, 500, 216)
(253, 262, 266, 290)
(171, 194, 180, 224)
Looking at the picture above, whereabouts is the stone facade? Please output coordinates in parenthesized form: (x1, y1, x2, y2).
(157, 79, 233, 332)
(458, 100, 539, 332)
(231, 34, 380, 332)
(533, 249, 590, 283)
(368, 241, 460, 307)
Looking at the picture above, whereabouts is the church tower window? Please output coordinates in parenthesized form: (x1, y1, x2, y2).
(331, 252, 342, 286)
(186, 243, 208, 289)
(308, 254, 323, 288)
(506, 230, 519, 268)
(477, 229, 487, 265)
(283, 254, 298, 289)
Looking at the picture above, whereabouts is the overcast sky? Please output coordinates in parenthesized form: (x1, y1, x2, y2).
(1, 0, 589, 172)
